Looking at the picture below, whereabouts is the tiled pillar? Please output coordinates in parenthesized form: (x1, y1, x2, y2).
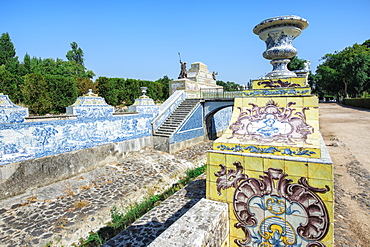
(206, 78, 334, 247)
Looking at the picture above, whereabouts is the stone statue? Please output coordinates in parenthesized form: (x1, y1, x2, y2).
(178, 52, 187, 79)
(178, 60, 187, 79)
(212, 71, 218, 81)
(304, 60, 311, 71)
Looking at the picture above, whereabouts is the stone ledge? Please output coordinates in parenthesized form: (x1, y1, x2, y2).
(147, 198, 229, 247)
(0, 136, 153, 200)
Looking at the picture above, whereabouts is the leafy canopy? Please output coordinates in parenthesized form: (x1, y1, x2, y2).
(316, 40, 370, 98)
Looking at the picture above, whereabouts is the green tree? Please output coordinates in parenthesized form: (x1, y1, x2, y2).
(18, 53, 31, 76)
(96, 77, 119, 105)
(155, 75, 171, 100)
(0, 33, 16, 66)
(141, 80, 163, 102)
(22, 73, 53, 115)
(123, 78, 141, 105)
(76, 77, 98, 96)
(46, 74, 78, 113)
(65, 42, 95, 78)
(216, 80, 243, 91)
(362, 39, 370, 49)
(0, 65, 17, 99)
(288, 56, 306, 71)
(0, 33, 19, 75)
(66, 42, 84, 65)
(316, 42, 370, 98)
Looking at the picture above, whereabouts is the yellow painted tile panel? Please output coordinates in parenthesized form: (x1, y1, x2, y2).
(251, 79, 268, 89)
(306, 136, 321, 147)
(306, 119, 320, 133)
(229, 219, 247, 240)
(322, 223, 335, 246)
(308, 178, 334, 202)
(303, 95, 319, 107)
(286, 96, 304, 107)
(256, 97, 271, 106)
(229, 202, 238, 221)
(284, 175, 302, 185)
(264, 157, 285, 172)
(234, 97, 243, 107)
(206, 177, 210, 199)
(207, 164, 223, 184)
(308, 162, 333, 180)
(305, 106, 319, 120)
(208, 181, 227, 202)
(243, 155, 264, 172)
(242, 97, 257, 106)
(325, 201, 334, 223)
(229, 237, 241, 247)
(285, 160, 308, 177)
(290, 77, 307, 86)
(225, 153, 244, 170)
(208, 152, 226, 166)
(245, 169, 264, 180)
(226, 186, 236, 203)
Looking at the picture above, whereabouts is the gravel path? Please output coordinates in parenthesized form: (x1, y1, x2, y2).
(319, 103, 370, 246)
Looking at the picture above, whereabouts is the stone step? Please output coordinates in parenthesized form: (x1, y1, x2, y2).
(154, 99, 200, 138)
(157, 128, 176, 132)
(156, 129, 174, 133)
(154, 132, 172, 137)
(165, 118, 183, 122)
(166, 117, 186, 121)
(159, 126, 177, 129)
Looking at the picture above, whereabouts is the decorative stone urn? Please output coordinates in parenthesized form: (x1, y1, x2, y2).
(253, 15, 309, 78)
(140, 87, 148, 98)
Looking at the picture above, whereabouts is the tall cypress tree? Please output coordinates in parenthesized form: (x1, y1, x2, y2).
(0, 33, 16, 66)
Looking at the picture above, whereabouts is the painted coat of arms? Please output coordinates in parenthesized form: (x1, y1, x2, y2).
(229, 100, 314, 145)
(215, 162, 330, 247)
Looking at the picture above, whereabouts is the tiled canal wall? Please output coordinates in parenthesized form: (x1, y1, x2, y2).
(0, 113, 155, 166)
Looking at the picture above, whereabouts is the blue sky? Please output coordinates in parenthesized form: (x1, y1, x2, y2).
(3, 0, 370, 86)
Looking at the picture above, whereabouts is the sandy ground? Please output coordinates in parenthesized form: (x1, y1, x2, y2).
(319, 103, 370, 246)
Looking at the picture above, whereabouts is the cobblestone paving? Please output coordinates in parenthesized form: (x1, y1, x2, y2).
(103, 174, 206, 247)
(331, 144, 370, 246)
(0, 142, 212, 247)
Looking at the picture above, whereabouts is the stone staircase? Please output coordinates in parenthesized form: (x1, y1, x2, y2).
(154, 99, 200, 137)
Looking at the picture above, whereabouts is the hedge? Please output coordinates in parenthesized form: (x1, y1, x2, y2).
(342, 98, 370, 109)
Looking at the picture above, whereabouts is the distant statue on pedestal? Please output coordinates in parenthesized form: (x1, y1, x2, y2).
(178, 61, 187, 79)
(304, 60, 311, 71)
(178, 52, 187, 79)
(212, 71, 218, 81)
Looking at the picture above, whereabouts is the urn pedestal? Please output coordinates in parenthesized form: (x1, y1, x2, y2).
(253, 15, 309, 78)
(206, 15, 334, 247)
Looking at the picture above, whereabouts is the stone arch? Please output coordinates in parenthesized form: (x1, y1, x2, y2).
(204, 104, 233, 140)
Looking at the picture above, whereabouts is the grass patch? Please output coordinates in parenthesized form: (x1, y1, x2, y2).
(73, 165, 206, 247)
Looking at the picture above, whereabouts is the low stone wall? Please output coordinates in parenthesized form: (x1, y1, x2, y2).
(147, 198, 229, 247)
(0, 136, 152, 200)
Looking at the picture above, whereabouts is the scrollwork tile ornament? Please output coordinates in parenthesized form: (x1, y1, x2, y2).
(228, 100, 314, 145)
(215, 161, 330, 247)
